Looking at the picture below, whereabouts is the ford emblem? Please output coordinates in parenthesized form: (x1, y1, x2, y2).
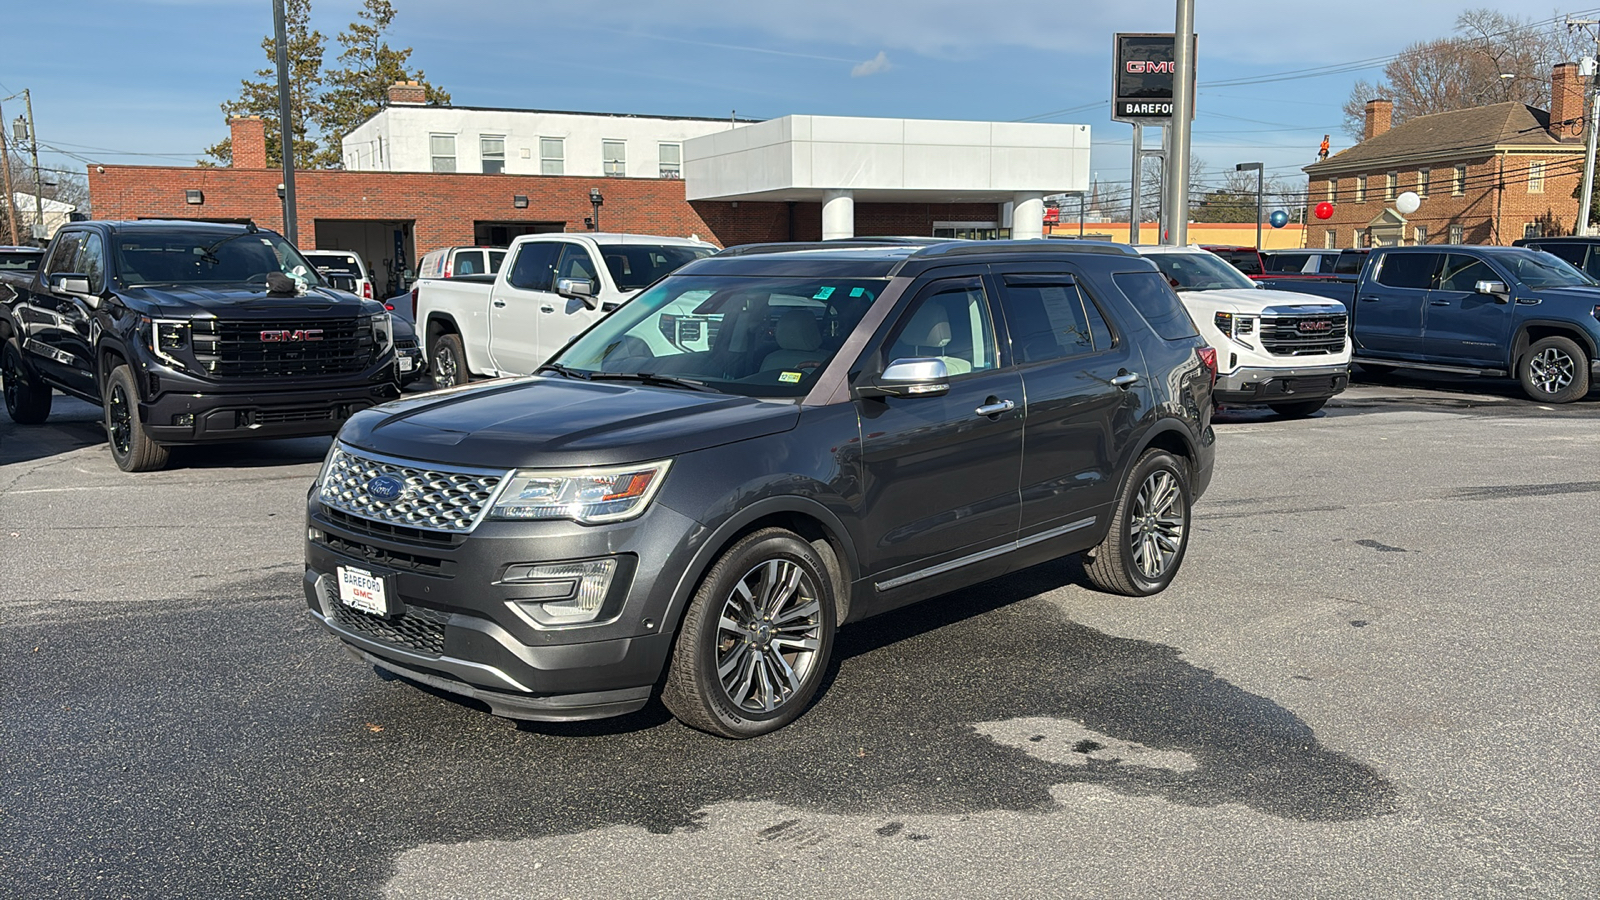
(366, 474, 406, 501)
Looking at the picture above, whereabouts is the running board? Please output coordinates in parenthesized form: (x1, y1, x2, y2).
(1358, 358, 1507, 377)
(873, 517, 1096, 592)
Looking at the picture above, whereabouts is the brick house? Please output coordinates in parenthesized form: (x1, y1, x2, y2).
(1304, 65, 1586, 249)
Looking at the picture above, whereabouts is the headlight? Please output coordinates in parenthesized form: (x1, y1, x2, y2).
(1212, 312, 1255, 342)
(142, 317, 189, 366)
(312, 441, 343, 492)
(489, 460, 671, 524)
(368, 313, 394, 354)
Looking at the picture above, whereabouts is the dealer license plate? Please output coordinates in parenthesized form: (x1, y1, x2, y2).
(337, 565, 390, 615)
(398, 356, 416, 373)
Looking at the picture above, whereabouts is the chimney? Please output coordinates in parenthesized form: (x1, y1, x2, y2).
(387, 81, 427, 106)
(1550, 63, 1585, 142)
(229, 115, 268, 169)
(1363, 99, 1393, 142)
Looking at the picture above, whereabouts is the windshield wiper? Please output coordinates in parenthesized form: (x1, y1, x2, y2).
(536, 362, 591, 380)
(585, 371, 720, 392)
(197, 231, 257, 265)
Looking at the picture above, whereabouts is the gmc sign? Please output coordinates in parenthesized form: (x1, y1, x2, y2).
(1113, 33, 1196, 123)
(260, 329, 324, 343)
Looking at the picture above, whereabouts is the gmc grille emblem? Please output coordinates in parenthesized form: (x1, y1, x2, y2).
(260, 329, 324, 343)
(1297, 320, 1332, 334)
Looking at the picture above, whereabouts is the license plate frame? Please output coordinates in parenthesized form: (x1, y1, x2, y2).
(336, 565, 394, 616)
(398, 356, 416, 373)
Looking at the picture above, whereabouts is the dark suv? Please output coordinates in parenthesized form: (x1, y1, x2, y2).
(304, 240, 1217, 737)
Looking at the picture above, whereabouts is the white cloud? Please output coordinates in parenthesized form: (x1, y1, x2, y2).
(852, 50, 892, 77)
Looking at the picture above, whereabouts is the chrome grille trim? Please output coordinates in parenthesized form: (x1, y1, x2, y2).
(317, 444, 511, 535)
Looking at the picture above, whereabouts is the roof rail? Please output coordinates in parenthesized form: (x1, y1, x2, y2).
(718, 237, 1140, 259)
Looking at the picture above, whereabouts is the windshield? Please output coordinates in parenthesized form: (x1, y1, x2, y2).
(1143, 251, 1260, 292)
(1510, 250, 1598, 289)
(598, 244, 715, 291)
(303, 252, 360, 273)
(551, 274, 886, 398)
(113, 229, 325, 288)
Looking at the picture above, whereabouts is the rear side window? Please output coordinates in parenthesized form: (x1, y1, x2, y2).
(1213, 249, 1261, 276)
(488, 250, 507, 273)
(506, 242, 562, 291)
(1112, 271, 1199, 341)
(1532, 243, 1586, 268)
(1375, 253, 1440, 289)
(1333, 252, 1365, 275)
(453, 250, 487, 276)
(998, 274, 1114, 362)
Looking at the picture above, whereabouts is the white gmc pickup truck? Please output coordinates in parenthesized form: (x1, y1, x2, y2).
(414, 232, 715, 388)
(1136, 245, 1352, 418)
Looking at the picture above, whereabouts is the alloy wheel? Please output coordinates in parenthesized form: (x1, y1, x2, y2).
(107, 382, 133, 456)
(1128, 469, 1185, 580)
(432, 348, 458, 390)
(2, 349, 20, 412)
(1528, 348, 1575, 395)
(714, 559, 824, 714)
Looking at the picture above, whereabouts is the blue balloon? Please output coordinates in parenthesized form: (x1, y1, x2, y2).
(1269, 210, 1290, 229)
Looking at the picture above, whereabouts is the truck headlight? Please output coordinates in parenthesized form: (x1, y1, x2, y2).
(489, 461, 671, 524)
(142, 317, 190, 366)
(367, 313, 394, 354)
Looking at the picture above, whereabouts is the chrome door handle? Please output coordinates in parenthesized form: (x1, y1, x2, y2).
(492, 299, 507, 307)
(540, 305, 555, 314)
(974, 399, 1015, 417)
(1110, 372, 1140, 387)
(1429, 300, 1450, 306)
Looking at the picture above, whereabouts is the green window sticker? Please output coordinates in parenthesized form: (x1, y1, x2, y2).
(779, 371, 803, 383)
(849, 287, 865, 297)
(813, 286, 836, 300)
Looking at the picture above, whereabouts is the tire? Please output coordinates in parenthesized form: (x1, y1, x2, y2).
(1084, 449, 1192, 597)
(103, 365, 169, 472)
(2, 338, 51, 424)
(428, 332, 469, 390)
(1269, 398, 1326, 418)
(662, 528, 837, 738)
(1518, 335, 1590, 404)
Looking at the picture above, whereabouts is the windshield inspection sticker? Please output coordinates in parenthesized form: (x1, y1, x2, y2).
(813, 286, 836, 300)
(849, 287, 865, 297)
(779, 371, 803, 383)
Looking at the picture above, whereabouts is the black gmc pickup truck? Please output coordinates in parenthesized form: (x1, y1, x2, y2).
(0, 220, 400, 471)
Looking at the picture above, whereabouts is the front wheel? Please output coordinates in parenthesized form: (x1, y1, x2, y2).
(1269, 398, 1326, 418)
(2, 338, 52, 424)
(428, 332, 469, 390)
(1084, 449, 1192, 597)
(662, 528, 836, 738)
(1519, 336, 1590, 404)
(104, 365, 169, 472)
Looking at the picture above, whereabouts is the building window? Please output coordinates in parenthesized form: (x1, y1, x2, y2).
(1449, 223, 1463, 244)
(602, 140, 626, 177)
(430, 134, 456, 173)
(1414, 225, 1427, 245)
(1452, 165, 1466, 196)
(1324, 230, 1335, 249)
(1385, 172, 1397, 200)
(1355, 176, 1366, 203)
(659, 143, 682, 179)
(1418, 168, 1430, 198)
(540, 137, 564, 176)
(480, 135, 505, 174)
(1528, 161, 1546, 194)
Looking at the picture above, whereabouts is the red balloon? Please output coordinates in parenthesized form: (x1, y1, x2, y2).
(1314, 201, 1335, 220)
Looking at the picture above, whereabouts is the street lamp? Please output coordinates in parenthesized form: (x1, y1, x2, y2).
(589, 187, 604, 231)
(276, 183, 288, 233)
(1236, 162, 1265, 250)
(1058, 190, 1086, 236)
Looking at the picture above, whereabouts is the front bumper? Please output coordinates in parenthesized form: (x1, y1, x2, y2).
(139, 359, 401, 443)
(1214, 362, 1349, 405)
(303, 497, 702, 721)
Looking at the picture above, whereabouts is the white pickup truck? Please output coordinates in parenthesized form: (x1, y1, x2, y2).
(1136, 245, 1352, 418)
(414, 232, 715, 388)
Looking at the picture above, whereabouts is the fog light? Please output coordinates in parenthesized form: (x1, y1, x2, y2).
(505, 558, 618, 625)
(172, 413, 194, 426)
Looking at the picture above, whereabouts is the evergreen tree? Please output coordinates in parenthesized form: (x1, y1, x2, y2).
(203, 0, 326, 167)
(316, 0, 450, 167)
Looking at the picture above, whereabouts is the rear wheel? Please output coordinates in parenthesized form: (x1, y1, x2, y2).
(1269, 398, 1327, 418)
(428, 332, 469, 390)
(662, 528, 836, 738)
(104, 365, 169, 472)
(1518, 336, 1590, 404)
(2, 338, 51, 424)
(1084, 449, 1192, 597)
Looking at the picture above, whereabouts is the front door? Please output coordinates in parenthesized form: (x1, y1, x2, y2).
(855, 273, 1023, 587)
(541, 243, 608, 359)
(1424, 252, 1514, 367)
(1357, 251, 1440, 359)
(487, 240, 562, 375)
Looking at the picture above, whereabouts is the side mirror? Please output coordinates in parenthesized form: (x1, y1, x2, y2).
(1474, 280, 1510, 302)
(556, 277, 598, 308)
(855, 357, 951, 399)
(50, 273, 95, 302)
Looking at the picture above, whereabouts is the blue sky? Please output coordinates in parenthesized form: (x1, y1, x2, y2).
(1, 0, 1583, 210)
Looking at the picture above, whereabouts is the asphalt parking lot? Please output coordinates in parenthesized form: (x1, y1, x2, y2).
(3, 372, 1598, 899)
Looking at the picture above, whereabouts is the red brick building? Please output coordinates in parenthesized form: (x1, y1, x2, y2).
(87, 116, 999, 297)
(1304, 65, 1586, 249)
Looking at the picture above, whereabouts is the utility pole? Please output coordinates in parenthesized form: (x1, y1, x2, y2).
(273, 0, 299, 246)
(1164, 0, 1196, 245)
(1571, 18, 1600, 236)
(22, 90, 43, 242)
(0, 97, 19, 246)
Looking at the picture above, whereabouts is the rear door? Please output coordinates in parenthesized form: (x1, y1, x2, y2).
(1357, 251, 1439, 359)
(988, 263, 1136, 538)
(1423, 252, 1514, 366)
(486, 240, 561, 375)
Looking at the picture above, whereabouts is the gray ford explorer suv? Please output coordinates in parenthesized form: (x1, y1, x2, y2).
(304, 240, 1218, 737)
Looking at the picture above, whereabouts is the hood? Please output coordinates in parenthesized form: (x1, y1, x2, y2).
(1520, 284, 1600, 307)
(338, 376, 801, 469)
(117, 284, 373, 318)
(1178, 287, 1346, 316)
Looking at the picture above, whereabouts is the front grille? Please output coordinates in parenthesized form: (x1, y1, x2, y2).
(321, 507, 462, 548)
(328, 599, 448, 655)
(1260, 313, 1348, 356)
(318, 445, 507, 535)
(192, 318, 374, 378)
(253, 407, 338, 425)
(320, 532, 450, 576)
(395, 338, 419, 350)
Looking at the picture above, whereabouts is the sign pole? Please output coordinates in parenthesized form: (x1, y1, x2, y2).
(1165, 0, 1195, 246)
(1129, 124, 1143, 245)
